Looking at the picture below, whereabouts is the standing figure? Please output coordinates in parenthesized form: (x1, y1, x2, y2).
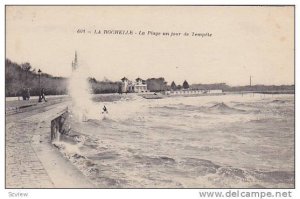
(21, 88, 26, 100)
(39, 88, 47, 102)
(26, 88, 31, 100)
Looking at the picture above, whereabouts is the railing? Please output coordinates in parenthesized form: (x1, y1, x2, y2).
(167, 89, 223, 95)
(5, 97, 69, 115)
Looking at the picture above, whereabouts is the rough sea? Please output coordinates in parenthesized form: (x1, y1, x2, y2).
(54, 93, 294, 188)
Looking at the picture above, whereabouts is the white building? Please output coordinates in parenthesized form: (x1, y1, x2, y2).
(121, 77, 148, 93)
(134, 78, 148, 93)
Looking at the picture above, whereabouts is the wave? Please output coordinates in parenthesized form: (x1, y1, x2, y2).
(92, 94, 140, 102)
(157, 105, 179, 110)
(153, 102, 246, 115)
(88, 151, 120, 160)
(54, 136, 294, 188)
(85, 118, 117, 127)
(133, 155, 176, 165)
(51, 94, 294, 188)
(233, 102, 260, 109)
(180, 157, 294, 187)
(253, 170, 294, 184)
(271, 99, 288, 104)
(208, 102, 246, 113)
(249, 118, 273, 123)
(179, 158, 220, 176)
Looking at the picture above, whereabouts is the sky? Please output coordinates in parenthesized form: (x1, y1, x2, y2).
(6, 6, 294, 86)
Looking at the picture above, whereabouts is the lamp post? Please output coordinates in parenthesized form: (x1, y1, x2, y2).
(38, 69, 42, 102)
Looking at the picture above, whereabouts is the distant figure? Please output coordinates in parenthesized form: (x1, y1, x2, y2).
(102, 105, 108, 114)
(39, 88, 47, 102)
(21, 88, 26, 100)
(26, 88, 30, 100)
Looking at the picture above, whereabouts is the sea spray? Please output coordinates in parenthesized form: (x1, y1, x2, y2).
(56, 132, 61, 142)
(68, 55, 98, 121)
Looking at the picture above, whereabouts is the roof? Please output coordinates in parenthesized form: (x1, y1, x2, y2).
(121, 77, 128, 81)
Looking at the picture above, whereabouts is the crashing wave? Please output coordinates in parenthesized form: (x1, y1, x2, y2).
(209, 102, 246, 113)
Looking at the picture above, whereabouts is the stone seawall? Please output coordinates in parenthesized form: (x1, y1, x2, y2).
(50, 108, 71, 142)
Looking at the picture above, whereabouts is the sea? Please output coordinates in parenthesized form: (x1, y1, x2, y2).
(53, 93, 294, 188)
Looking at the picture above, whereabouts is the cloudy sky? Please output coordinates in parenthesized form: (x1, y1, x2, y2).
(6, 6, 294, 85)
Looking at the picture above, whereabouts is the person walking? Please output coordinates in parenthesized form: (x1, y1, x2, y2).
(39, 88, 47, 102)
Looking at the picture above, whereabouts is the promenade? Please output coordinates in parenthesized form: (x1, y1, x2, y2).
(6, 99, 94, 188)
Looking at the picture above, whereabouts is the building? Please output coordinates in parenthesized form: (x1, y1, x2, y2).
(134, 78, 147, 93)
(121, 77, 134, 93)
(121, 77, 148, 93)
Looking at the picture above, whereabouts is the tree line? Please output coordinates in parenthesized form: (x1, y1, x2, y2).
(5, 59, 68, 97)
(5, 59, 294, 97)
(5, 59, 174, 96)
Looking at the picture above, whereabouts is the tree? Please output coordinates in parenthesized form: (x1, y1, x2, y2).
(21, 62, 32, 72)
(21, 62, 32, 86)
(118, 82, 123, 94)
(183, 80, 189, 89)
(171, 81, 177, 90)
(146, 77, 168, 92)
(88, 77, 97, 83)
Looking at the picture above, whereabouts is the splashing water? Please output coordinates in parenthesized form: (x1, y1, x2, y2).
(68, 62, 98, 122)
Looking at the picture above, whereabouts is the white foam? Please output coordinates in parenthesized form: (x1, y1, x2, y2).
(68, 62, 98, 122)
